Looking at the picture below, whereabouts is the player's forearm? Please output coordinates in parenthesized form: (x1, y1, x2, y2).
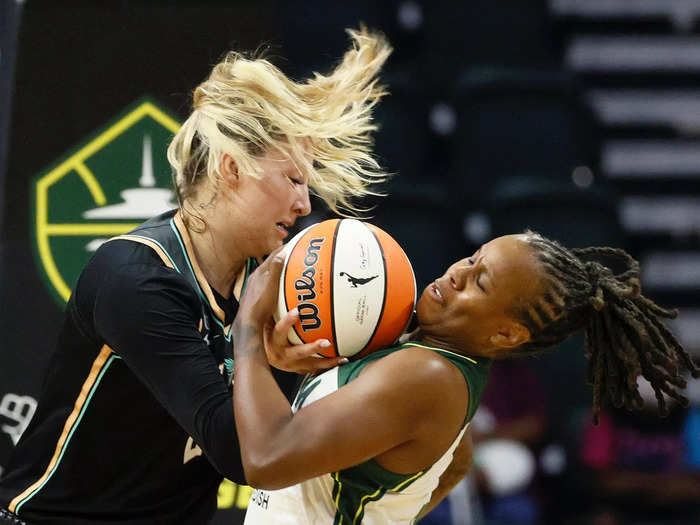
(232, 322, 296, 487)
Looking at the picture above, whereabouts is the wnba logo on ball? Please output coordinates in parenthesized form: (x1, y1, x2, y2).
(294, 237, 325, 331)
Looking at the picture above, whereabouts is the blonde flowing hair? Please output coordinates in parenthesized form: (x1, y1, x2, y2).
(167, 27, 393, 228)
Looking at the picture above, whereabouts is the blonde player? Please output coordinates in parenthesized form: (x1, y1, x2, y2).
(0, 28, 391, 525)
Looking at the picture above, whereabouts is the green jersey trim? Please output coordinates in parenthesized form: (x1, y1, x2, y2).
(331, 464, 426, 525)
(292, 376, 322, 412)
(400, 342, 477, 364)
(338, 341, 490, 421)
(328, 341, 490, 523)
(400, 342, 490, 422)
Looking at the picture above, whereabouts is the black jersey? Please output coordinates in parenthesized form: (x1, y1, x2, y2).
(0, 210, 288, 524)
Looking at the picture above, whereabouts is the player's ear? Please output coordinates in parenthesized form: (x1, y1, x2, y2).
(488, 320, 530, 353)
(220, 154, 239, 189)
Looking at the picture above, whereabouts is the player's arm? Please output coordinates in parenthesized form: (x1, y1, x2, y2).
(232, 253, 468, 490)
(91, 251, 245, 481)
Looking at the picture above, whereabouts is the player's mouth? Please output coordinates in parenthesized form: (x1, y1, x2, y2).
(276, 222, 291, 238)
(430, 281, 445, 305)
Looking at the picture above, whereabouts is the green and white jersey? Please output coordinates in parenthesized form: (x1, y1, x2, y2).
(244, 342, 491, 525)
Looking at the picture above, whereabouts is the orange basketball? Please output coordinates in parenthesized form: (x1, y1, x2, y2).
(276, 219, 416, 358)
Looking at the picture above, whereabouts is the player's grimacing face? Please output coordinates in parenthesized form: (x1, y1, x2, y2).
(416, 234, 542, 354)
(235, 144, 312, 257)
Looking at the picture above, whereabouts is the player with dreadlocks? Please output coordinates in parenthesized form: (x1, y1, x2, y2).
(227, 230, 697, 525)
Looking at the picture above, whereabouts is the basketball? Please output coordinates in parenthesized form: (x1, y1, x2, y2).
(276, 219, 416, 358)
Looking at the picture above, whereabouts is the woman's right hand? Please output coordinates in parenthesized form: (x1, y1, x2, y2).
(263, 308, 347, 374)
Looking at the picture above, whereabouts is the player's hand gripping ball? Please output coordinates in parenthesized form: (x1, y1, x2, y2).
(276, 219, 416, 359)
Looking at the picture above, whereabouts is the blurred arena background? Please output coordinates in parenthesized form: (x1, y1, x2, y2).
(0, 1, 698, 524)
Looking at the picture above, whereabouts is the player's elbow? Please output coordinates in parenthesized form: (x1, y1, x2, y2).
(243, 469, 282, 490)
(243, 461, 288, 490)
(242, 452, 300, 490)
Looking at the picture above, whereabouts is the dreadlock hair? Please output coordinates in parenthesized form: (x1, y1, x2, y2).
(515, 231, 699, 423)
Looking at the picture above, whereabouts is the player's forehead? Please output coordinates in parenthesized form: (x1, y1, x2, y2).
(482, 233, 534, 270)
(476, 235, 541, 300)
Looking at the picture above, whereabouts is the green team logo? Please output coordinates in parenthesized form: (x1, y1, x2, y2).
(33, 99, 181, 303)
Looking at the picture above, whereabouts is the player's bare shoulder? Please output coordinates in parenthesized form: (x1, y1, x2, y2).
(364, 345, 471, 471)
(359, 345, 469, 407)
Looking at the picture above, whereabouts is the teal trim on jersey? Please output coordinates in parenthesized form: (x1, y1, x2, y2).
(240, 257, 258, 297)
(168, 219, 209, 302)
(169, 219, 232, 342)
(15, 354, 120, 515)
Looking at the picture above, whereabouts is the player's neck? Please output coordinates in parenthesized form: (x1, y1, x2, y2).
(414, 330, 482, 358)
(186, 219, 246, 299)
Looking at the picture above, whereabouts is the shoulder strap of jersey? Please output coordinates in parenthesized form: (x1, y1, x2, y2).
(338, 342, 490, 423)
(110, 234, 177, 270)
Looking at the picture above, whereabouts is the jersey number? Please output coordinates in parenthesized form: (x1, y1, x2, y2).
(184, 436, 203, 464)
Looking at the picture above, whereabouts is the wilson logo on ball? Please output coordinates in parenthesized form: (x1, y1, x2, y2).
(277, 219, 416, 359)
(294, 237, 325, 332)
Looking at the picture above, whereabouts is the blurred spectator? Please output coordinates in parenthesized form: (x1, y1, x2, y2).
(579, 376, 700, 525)
(470, 360, 548, 525)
